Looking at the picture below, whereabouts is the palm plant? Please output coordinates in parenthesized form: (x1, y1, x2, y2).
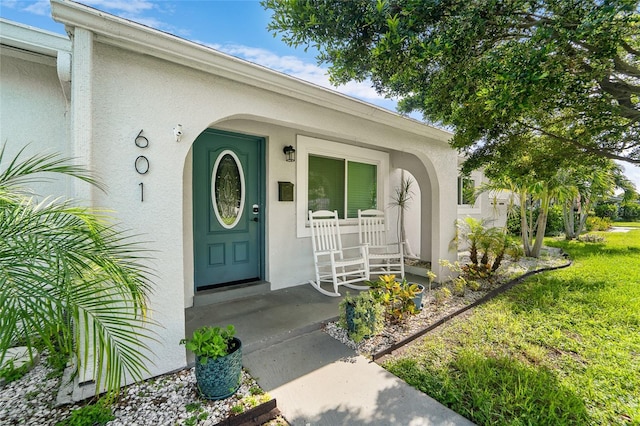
(451, 217, 488, 265)
(453, 217, 514, 277)
(0, 145, 155, 397)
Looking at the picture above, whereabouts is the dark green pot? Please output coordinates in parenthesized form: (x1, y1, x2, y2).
(195, 337, 242, 400)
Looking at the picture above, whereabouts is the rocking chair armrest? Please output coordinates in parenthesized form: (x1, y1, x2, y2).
(367, 243, 404, 256)
(315, 249, 341, 257)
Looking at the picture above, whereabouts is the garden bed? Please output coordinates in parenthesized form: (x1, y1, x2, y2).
(324, 247, 570, 359)
(0, 352, 284, 426)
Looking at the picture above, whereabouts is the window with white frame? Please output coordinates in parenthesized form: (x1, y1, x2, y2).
(457, 176, 476, 206)
(308, 155, 377, 218)
(296, 135, 389, 236)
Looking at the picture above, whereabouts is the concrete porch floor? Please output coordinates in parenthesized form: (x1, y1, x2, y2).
(184, 282, 350, 363)
(184, 272, 433, 362)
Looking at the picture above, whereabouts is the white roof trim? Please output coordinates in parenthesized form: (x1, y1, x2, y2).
(50, 0, 452, 142)
(0, 18, 70, 57)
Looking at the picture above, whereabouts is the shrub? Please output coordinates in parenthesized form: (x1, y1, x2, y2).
(369, 275, 422, 323)
(339, 292, 384, 343)
(586, 216, 612, 231)
(594, 202, 619, 220)
(506, 243, 524, 261)
(544, 205, 565, 236)
(453, 219, 513, 277)
(578, 233, 605, 243)
(451, 277, 467, 297)
(462, 262, 492, 279)
(506, 205, 564, 236)
(467, 280, 481, 291)
(620, 202, 640, 220)
(434, 287, 452, 306)
(506, 205, 521, 236)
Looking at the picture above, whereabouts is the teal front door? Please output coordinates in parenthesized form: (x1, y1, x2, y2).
(193, 129, 264, 290)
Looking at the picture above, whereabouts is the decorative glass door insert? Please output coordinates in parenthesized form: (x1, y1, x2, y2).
(212, 150, 245, 229)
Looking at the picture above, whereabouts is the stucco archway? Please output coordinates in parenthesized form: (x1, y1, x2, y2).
(390, 150, 441, 267)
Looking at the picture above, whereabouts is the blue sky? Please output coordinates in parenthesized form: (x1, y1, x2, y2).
(1, 0, 639, 190)
(0, 0, 398, 110)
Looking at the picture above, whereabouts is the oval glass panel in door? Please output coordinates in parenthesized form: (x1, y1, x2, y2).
(211, 150, 245, 229)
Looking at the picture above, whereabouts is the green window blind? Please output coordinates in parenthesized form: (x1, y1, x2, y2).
(347, 162, 377, 218)
(308, 155, 345, 217)
(308, 154, 378, 219)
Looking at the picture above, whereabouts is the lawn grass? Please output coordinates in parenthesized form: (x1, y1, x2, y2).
(383, 230, 640, 425)
(614, 221, 640, 228)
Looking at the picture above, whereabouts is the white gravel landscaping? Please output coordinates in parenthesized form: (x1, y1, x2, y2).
(0, 354, 273, 426)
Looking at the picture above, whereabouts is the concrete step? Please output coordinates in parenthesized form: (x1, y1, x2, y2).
(193, 281, 270, 307)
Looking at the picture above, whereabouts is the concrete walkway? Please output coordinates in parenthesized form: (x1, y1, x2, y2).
(185, 282, 475, 425)
(610, 226, 635, 232)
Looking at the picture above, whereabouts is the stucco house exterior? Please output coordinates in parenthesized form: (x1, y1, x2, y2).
(1, 0, 461, 394)
(455, 163, 510, 229)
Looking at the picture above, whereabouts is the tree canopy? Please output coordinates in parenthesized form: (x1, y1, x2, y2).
(265, 0, 640, 168)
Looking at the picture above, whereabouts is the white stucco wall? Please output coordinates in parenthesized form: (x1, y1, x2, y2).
(80, 36, 458, 378)
(389, 169, 421, 258)
(456, 169, 510, 229)
(0, 24, 71, 197)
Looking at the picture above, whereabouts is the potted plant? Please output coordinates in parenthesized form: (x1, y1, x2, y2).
(180, 324, 242, 400)
(411, 283, 425, 311)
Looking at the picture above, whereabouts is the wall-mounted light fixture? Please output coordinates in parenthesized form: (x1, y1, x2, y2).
(283, 145, 296, 162)
(173, 124, 183, 142)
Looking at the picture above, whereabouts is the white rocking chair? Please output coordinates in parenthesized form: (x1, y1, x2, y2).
(308, 210, 370, 297)
(358, 209, 405, 279)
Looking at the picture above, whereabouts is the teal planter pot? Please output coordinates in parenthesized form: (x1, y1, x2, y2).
(412, 284, 425, 310)
(195, 337, 242, 400)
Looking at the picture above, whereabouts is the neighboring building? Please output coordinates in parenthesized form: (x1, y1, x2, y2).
(1, 0, 460, 396)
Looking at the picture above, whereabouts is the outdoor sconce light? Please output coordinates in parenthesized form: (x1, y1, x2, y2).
(283, 145, 296, 162)
(173, 124, 183, 142)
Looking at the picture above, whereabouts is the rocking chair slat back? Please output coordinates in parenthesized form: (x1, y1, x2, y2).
(358, 209, 387, 247)
(358, 209, 405, 279)
(307, 210, 370, 297)
(310, 210, 342, 253)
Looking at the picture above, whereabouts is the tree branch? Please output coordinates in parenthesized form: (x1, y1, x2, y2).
(516, 121, 640, 165)
(620, 40, 640, 56)
(613, 56, 640, 78)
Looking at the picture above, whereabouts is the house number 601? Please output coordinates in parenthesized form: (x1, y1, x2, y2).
(134, 129, 149, 202)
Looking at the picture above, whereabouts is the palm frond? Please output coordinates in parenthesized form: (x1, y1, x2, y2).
(0, 145, 156, 397)
(0, 144, 105, 194)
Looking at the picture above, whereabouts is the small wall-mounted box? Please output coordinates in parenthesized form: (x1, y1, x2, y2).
(278, 181, 294, 202)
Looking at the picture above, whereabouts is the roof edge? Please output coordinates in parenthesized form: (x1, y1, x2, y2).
(0, 18, 71, 56)
(49, 0, 452, 142)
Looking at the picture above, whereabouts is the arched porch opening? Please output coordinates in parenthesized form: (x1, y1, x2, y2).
(390, 150, 440, 268)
